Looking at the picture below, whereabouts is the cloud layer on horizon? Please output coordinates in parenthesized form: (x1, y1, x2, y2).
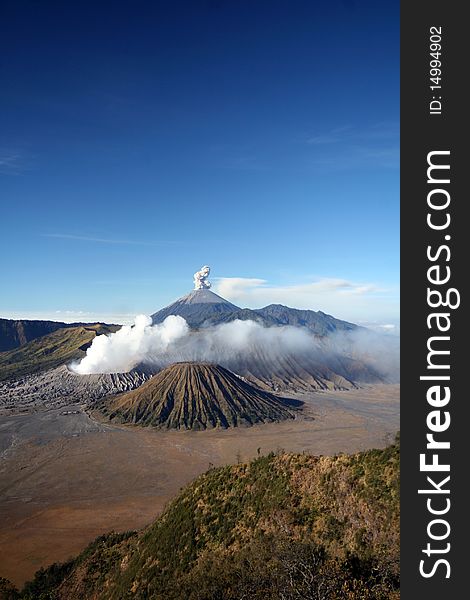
(213, 276, 398, 323)
(2, 276, 399, 328)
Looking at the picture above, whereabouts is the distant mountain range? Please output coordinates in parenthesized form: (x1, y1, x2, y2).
(0, 324, 120, 382)
(0, 290, 357, 355)
(0, 290, 355, 357)
(151, 289, 357, 335)
(0, 318, 71, 352)
(0, 318, 117, 353)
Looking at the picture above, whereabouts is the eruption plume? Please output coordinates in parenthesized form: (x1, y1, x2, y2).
(193, 265, 211, 290)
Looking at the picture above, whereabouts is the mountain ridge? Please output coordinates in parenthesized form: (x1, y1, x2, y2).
(0, 318, 119, 353)
(151, 289, 358, 335)
(0, 318, 71, 352)
(0, 324, 120, 382)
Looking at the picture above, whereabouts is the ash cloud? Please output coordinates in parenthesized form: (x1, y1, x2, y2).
(193, 265, 211, 290)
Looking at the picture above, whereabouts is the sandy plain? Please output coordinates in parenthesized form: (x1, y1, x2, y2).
(0, 384, 399, 587)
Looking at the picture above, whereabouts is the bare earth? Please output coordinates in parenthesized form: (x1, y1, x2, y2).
(0, 384, 399, 587)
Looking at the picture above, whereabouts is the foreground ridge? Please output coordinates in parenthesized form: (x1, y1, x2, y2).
(9, 438, 400, 599)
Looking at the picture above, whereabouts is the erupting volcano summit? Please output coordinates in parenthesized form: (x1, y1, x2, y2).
(151, 266, 239, 328)
(193, 265, 212, 290)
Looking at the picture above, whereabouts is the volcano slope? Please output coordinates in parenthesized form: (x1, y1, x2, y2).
(12, 439, 400, 600)
(98, 362, 299, 429)
(151, 289, 239, 328)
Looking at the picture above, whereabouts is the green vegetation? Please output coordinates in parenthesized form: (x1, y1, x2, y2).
(0, 577, 20, 600)
(0, 319, 69, 352)
(0, 324, 119, 381)
(9, 437, 400, 599)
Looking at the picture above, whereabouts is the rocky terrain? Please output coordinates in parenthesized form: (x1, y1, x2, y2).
(207, 343, 375, 392)
(0, 365, 150, 411)
(98, 362, 299, 429)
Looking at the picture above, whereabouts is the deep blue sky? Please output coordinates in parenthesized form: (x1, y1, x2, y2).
(0, 0, 399, 325)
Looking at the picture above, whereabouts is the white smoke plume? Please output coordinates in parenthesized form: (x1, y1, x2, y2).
(72, 315, 189, 374)
(71, 314, 399, 381)
(72, 317, 318, 375)
(155, 318, 318, 367)
(328, 328, 400, 382)
(193, 265, 211, 290)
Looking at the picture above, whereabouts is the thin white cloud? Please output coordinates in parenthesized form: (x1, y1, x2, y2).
(356, 321, 400, 336)
(309, 146, 399, 171)
(214, 278, 267, 299)
(213, 276, 397, 323)
(0, 150, 24, 174)
(215, 277, 383, 300)
(218, 155, 271, 171)
(92, 279, 156, 286)
(41, 233, 181, 246)
(1, 310, 134, 325)
(306, 125, 353, 145)
(305, 122, 399, 170)
(306, 122, 398, 146)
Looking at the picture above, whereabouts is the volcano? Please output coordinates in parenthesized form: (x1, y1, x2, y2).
(98, 362, 298, 429)
(145, 281, 388, 391)
(151, 288, 358, 337)
(0, 267, 397, 402)
(151, 289, 239, 328)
